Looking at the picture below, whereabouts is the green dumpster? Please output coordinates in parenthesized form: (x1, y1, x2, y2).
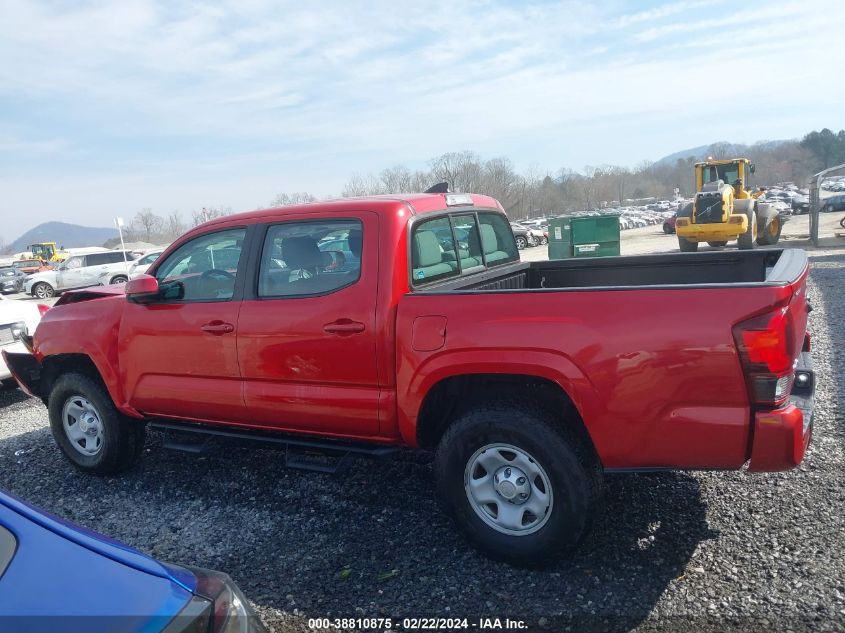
(571, 216, 620, 258)
(547, 217, 573, 260)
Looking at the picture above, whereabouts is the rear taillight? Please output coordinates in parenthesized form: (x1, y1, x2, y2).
(37, 304, 50, 317)
(733, 307, 797, 407)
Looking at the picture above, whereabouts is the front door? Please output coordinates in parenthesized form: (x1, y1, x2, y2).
(57, 255, 87, 290)
(118, 227, 251, 423)
(237, 213, 381, 437)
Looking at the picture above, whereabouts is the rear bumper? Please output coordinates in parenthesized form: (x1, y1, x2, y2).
(748, 352, 814, 472)
(676, 215, 747, 241)
(0, 350, 42, 396)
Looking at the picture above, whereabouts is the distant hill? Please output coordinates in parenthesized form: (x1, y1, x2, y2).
(654, 139, 790, 166)
(7, 221, 116, 254)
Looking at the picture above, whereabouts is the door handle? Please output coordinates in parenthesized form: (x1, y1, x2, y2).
(323, 320, 365, 335)
(201, 321, 234, 335)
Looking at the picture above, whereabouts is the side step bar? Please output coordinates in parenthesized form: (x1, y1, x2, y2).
(150, 420, 399, 475)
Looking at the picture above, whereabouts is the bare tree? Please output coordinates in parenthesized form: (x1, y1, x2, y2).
(191, 206, 231, 227)
(131, 209, 164, 242)
(164, 211, 185, 241)
(342, 172, 383, 197)
(271, 192, 316, 207)
(429, 151, 482, 193)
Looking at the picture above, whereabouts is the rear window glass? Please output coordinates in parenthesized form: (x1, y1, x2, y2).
(411, 217, 459, 284)
(411, 211, 519, 285)
(477, 213, 519, 266)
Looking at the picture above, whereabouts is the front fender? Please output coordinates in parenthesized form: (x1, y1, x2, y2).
(397, 348, 602, 447)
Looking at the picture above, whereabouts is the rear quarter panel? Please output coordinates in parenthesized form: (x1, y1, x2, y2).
(397, 283, 795, 469)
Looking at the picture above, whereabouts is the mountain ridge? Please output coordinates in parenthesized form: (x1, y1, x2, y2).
(6, 221, 116, 254)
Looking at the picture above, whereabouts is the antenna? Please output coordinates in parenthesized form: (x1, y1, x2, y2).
(424, 182, 450, 194)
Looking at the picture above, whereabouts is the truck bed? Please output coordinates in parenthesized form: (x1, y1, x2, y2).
(397, 247, 810, 471)
(418, 249, 804, 293)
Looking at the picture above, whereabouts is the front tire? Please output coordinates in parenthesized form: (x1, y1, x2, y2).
(434, 400, 602, 567)
(33, 282, 55, 299)
(678, 237, 698, 252)
(110, 275, 128, 285)
(737, 209, 757, 250)
(48, 372, 145, 475)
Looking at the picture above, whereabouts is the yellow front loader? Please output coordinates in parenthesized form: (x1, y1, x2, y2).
(675, 158, 782, 251)
(27, 242, 68, 263)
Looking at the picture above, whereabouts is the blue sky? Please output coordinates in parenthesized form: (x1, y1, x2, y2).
(1, 0, 843, 243)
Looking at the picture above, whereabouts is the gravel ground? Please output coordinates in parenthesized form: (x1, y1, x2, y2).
(1, 244, 844, 632)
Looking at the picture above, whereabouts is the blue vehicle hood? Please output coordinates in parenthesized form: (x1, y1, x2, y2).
(0, 490, 195, 631)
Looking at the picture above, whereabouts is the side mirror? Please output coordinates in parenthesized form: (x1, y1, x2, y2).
(125, 274, 160, 304)
(749, 163, 756, 174)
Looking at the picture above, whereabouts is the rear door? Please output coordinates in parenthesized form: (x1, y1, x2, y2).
(118, 227, 252, 423)
(237, 212, 381, 436)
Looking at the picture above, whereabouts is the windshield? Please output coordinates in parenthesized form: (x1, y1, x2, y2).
(702, 164, 740, 185)
(29, 244, 52, 259)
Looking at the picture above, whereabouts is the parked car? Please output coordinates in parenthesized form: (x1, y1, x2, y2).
(12, 259, 51, 275)
(0, 488, 266, 632)
(662, 215, 677, 234)
(509, 223, 534, 249)
(822, 194, 845, 213)
(0, 295, 47, 387)
(128, 249, 164, 278)
(24, 250, 136, 298)
(0, 267, 26, 295)
(4, 191, 815, 567)
(791, 195, 810, 215)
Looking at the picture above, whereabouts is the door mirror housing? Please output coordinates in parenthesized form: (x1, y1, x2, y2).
(125, 274, 160, 304)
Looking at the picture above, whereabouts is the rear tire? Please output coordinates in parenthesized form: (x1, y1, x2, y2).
(663, 223, 674, 234)
(434, 400, 602, 567)
(48, 372, 145, 475)
(515, 236, 527, 250)
(756, 214, 783, 246)
(678, 237, 698, 252)
(1, 379, 18, 390)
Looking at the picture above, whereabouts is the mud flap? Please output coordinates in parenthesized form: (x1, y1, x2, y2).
(1, 351, 43, 398)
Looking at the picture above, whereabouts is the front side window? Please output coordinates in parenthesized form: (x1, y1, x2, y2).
(155, 228, 246, 301)
(258, 219, 362, 297)
(139, 252, 160, 266)
(64, 256, 84, 270)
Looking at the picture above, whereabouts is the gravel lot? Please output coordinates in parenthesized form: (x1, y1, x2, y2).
(1, 232, 844, 631)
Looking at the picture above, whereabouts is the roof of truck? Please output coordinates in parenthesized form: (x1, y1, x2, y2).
(199, 192, 504, 231)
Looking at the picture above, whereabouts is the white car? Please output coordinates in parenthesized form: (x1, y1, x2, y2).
(0, 295, 45, 384)
(128, 249, 164, 278)
(25, 250, 136, 299)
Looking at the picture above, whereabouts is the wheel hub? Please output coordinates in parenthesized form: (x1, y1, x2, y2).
(79, 412, 100, 434)
(494, 465, 531, 504)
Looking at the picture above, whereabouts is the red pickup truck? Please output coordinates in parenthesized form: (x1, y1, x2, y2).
(4, 191, 815, 566)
